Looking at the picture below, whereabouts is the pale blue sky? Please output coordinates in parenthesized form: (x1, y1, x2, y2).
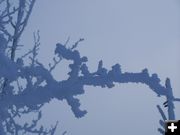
(20, 0, 180, 134)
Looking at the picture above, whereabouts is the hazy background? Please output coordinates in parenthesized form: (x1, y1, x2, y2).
(19, 0, 180, 134)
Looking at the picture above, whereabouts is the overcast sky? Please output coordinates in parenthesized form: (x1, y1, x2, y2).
(20, 0, 180, 134)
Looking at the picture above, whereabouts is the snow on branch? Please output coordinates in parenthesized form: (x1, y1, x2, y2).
(0, 33, 179, 134)
(0, 0, 179, 134)
(1, 41, 178, 119)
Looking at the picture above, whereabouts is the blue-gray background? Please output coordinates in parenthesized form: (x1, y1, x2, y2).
(19, 0, 180, 134)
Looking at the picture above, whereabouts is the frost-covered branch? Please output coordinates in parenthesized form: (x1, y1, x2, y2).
(10, 0, 36, 61)
(0, 0, 37, 97)
(4, 110, 58, 135)
(0, 31, 179, 134)
(0, 1, 179, 134)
